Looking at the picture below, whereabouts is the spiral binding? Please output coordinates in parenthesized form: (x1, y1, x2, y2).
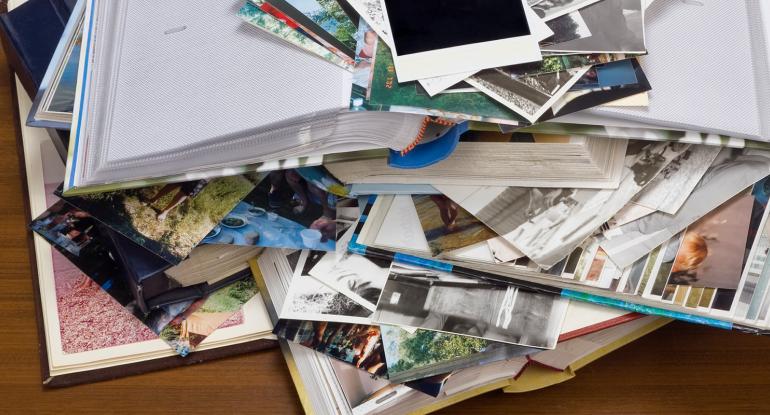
(399, 116, 456, 156)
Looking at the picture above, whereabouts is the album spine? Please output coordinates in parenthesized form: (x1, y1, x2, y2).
(559, 289, 734, 331)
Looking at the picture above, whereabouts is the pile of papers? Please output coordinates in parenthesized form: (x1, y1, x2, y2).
(17, 0, 770, 411)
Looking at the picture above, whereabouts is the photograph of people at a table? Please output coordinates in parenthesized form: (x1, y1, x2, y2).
(204, 168, 353, 251)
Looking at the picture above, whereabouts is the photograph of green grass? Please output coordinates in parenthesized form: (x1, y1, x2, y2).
(159, 277, 259, 355)
(412, 194, 497, 257)
(58, 174, 260, 264)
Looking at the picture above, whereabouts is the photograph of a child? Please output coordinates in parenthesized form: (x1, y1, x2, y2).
(413, 194, 498, 257)
(205, 169, 349, 251)
(58, 174, 259, 264)
(274, 319, 387, 376)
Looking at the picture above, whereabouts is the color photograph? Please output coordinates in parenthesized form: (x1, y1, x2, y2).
(274, 319, 387, 376)
(204, 170, 345, 251)
(59, 174, 259, 264)
(380, 324, 534, 384)
(159, 277, 258, 355)
(412, 194, 497, 257)
(284, 0, 358, 49)
(668, 178, 769, 290)
(31, 201, 194, 334)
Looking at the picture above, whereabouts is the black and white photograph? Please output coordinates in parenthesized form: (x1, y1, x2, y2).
(631, 145, 722, 215)
(602, 148, 770, 269)
(372, 263, 568, 348)
(532, 0, 603, 21)
(280, 252, 374, 324)
(308, 251, 392, 310)
(467, 66, 589, 123)
(442, 141, 686, 268)
(543, 11, 593, 45)
(541, 0, 646, 53)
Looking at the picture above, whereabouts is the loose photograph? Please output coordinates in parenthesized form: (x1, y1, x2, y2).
(468, 66, 589, 123)
(602, 149, 770, 269)
(280, 266, 373, 324)
(58, 174, 260, 264)
(412, 194, 498, 257)
(541, 0, 646, 53)
(532, 0, 603, 21)
(542, 11, 592, 44)
(283, 0, 358, 49)
(372, 263, 568, 348)
(31, 201, 196, 335)
(274, 319, 387, 376)
(204, 169, 353, 251)
(667, 178, 769, 291)
(308, 251, 392, 310)
(380, 324, 534, 384)
(159, 277, 259, 355)
(464, 141, 686, 268)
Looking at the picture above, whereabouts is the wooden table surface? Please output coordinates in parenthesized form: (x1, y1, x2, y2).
(3, 45, 770, 415)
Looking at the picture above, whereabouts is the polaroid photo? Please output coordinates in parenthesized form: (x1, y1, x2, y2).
(372, 262, 568, 348)
(415, 2, 553, 96)
(380, 0, 541, 82)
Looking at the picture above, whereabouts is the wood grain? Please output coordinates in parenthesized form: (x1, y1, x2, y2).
(2, 43, 770, 415)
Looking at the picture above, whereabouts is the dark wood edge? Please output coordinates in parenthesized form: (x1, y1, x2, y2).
(43, 338, 278, 388)
(10, 64, 55, 389)
(8, 71, 278, 388)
